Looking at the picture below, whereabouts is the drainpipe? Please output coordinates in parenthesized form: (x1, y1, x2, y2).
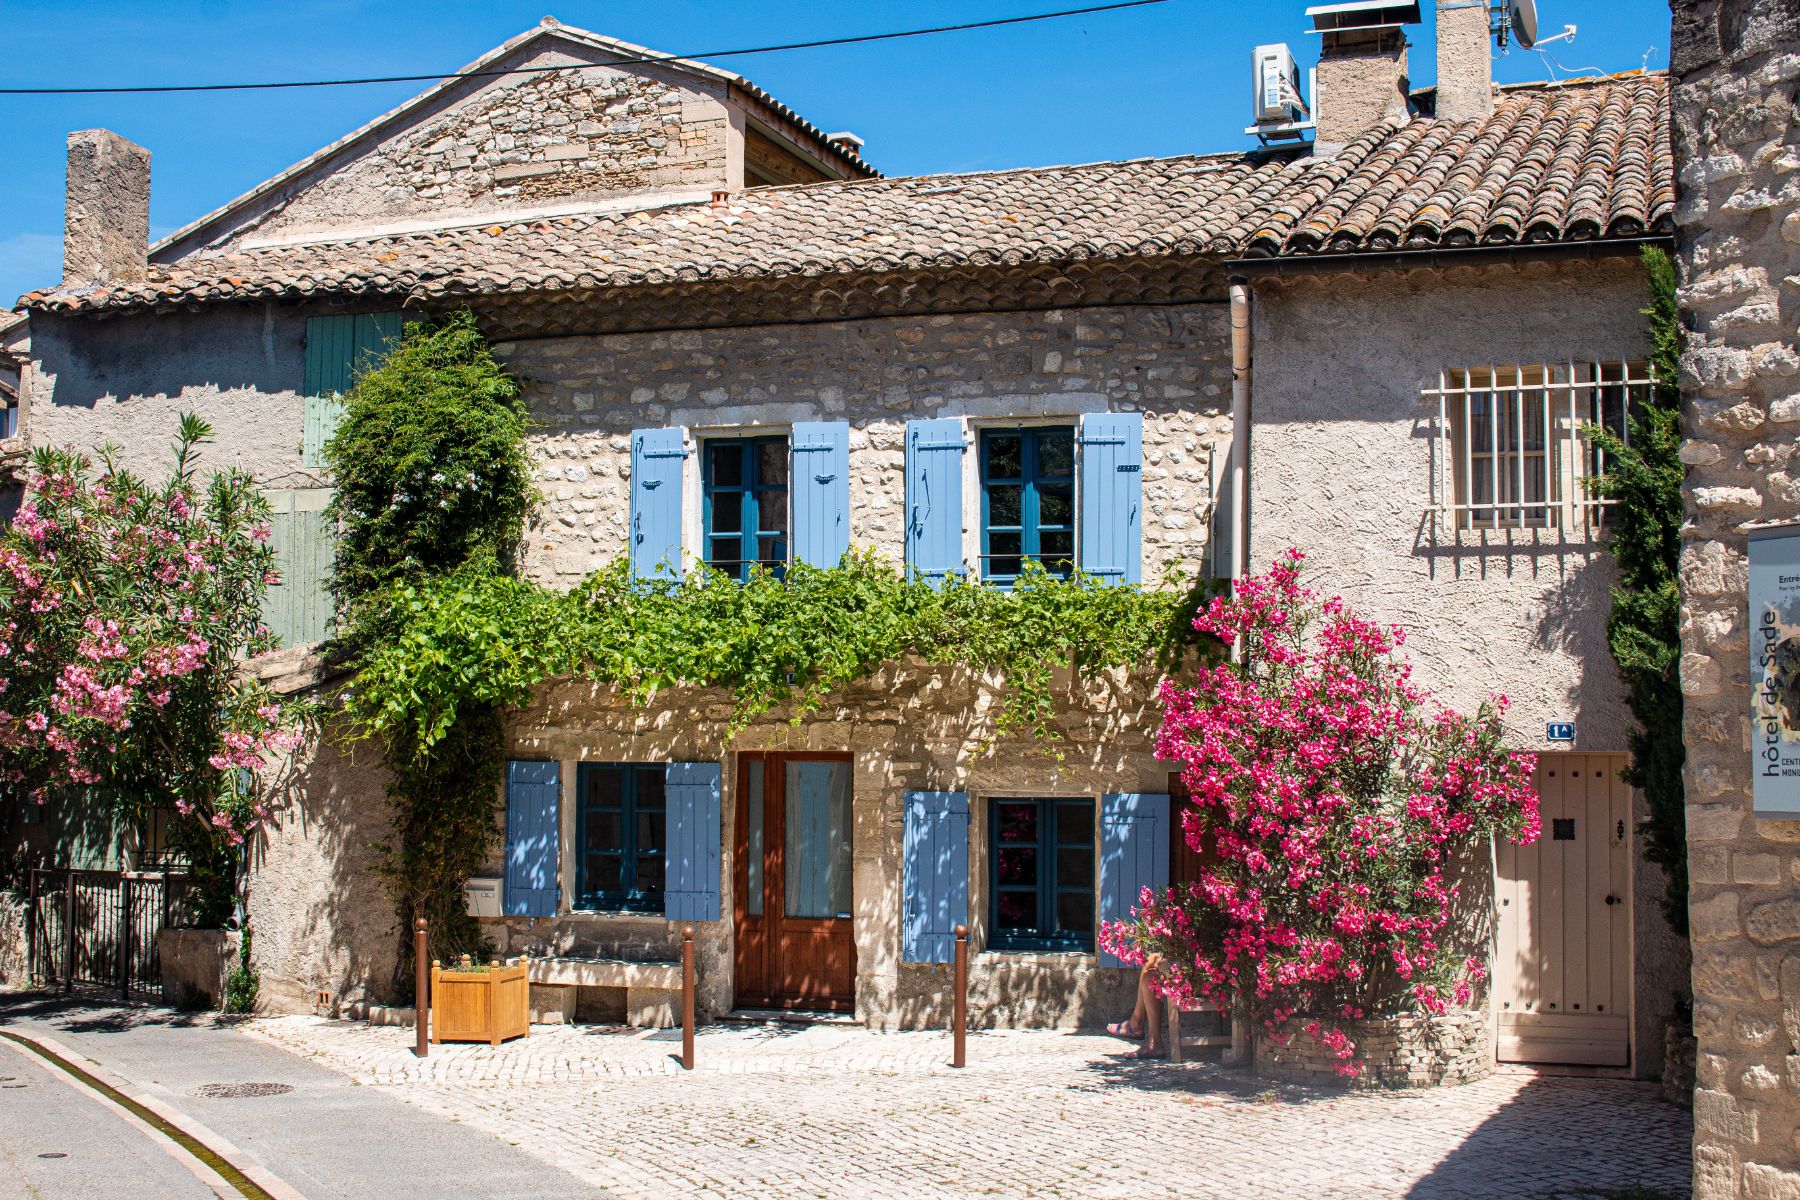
(1222, 276, 1253, 1069)
(1227, 278, 1252, 586)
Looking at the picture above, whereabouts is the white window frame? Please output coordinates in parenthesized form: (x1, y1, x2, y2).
(1425, 360, 1651, 536)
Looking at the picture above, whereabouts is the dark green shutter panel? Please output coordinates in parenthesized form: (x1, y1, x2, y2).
(302, 312, 402, 466)
(261, 488, 336, 647)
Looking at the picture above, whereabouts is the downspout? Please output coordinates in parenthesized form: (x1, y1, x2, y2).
(1227, 277, 1252, 585)
(1223, 275, 1253, 1069)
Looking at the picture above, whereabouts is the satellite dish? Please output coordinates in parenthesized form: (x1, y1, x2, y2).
(1509, 0, 1539, 48)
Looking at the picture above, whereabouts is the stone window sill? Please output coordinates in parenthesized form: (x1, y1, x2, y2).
(976, 949, 1098, 967)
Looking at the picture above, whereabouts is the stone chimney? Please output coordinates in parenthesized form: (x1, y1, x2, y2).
(63, 129, 150, 285)
(1433, 0, 1495, 123)
(1308, 2, 1419, 150)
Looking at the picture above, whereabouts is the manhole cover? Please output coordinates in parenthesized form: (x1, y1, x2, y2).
(191, 1082, 294, 1099)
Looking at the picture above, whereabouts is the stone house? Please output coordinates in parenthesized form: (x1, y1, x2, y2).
(3, 4, 1688, 1080)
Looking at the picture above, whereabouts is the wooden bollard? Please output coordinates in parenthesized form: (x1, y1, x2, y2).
(414, 918, 429, 1058)
(681, 925, 696, 1071)
(952, 923, 968, 1069)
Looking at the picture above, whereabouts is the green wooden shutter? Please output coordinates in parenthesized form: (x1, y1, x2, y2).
(262, 488, 336, 647)
(302, 312, 402, 467)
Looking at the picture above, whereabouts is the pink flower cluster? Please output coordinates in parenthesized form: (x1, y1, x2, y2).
(1099, 550, 1539, 1076)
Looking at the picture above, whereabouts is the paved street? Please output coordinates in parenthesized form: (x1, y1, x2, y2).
(244, 1014, 1694, 1200)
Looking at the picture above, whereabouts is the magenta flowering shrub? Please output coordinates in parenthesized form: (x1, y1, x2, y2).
(0, 417, 306, 848)
(1100, 550, 1540, 1075)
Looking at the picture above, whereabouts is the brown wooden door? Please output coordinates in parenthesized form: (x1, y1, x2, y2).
(733, 752, 856, 1012)
(1495, 752, 1631, 1066)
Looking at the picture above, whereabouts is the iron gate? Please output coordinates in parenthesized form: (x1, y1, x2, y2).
(27, 868, 189, 998)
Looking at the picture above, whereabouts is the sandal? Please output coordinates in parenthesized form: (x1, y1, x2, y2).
(1106, 1021, 1142, 1040)
(1132, 1044, 1169, 1060)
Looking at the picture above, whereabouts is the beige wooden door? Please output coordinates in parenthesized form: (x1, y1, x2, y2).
(1494, 752, 1631, 1066)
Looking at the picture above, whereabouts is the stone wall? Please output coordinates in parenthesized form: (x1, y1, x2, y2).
(1254, 1011, 1492, 1089)
(508, 302, 1232, 587)
(0, 894, 25, 990)
(1669, 1, 1800, 1195)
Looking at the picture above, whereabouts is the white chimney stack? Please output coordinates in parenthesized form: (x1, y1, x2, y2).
(63, 129, 150, 285)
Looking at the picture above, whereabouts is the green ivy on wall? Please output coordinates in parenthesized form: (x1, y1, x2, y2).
(1589, 245, 1687, 934)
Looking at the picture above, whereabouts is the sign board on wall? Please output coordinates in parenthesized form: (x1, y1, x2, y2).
(1749, 526, 1800, 816)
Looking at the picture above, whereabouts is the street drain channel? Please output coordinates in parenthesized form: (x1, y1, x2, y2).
(192, 1082, 295, 1099)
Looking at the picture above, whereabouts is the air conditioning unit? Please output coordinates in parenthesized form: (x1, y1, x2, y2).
(1251, 43, 1309, 127)
(464, 877, 502, 919)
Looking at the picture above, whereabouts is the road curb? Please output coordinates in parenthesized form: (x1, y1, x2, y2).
(1, 1030, 308, 1200)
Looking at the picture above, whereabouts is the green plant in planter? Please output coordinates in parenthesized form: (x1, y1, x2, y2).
(223, 928, 259, 1015)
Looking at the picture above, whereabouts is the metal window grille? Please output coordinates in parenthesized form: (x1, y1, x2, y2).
(1425, 360, 1652, 534)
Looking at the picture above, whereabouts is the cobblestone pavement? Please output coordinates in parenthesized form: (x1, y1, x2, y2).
(246, 1016, 1692, 1200)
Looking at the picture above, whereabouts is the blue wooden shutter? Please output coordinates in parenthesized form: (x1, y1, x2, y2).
(504, 760, 562, 918)
(1097, 792, 1169, 967)
(1078, 412, 1144, 585)
(303, 312, 403, 467)
(664, 761, 722, 922)
(902, 791, 970, 964)
(630, 427, 688, 581)
(792, 420, 850, 569)
(904, 418, 966, 585)
(261, 488, 336, 647)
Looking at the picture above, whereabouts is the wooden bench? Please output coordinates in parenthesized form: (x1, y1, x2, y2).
(527, 956, 683, 1029)
(1167, 998, 1234, 1064)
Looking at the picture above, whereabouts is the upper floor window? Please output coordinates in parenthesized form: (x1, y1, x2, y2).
(704, 436, 790, 581)
(990, 796, 1094, 952)
(576, 763, 666, 913)
(979, 426, 1076, 584)
(1427, 361, 1648, 534)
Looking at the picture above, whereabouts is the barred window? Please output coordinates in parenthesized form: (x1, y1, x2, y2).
(1426, 361, 1650, 533)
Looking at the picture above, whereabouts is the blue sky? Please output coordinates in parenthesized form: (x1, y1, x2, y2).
(1, 0, 1671, 304)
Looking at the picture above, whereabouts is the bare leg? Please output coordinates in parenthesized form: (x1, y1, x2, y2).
(1137, 969, 1167, 1055)
(1107, 967, 1151, 1039)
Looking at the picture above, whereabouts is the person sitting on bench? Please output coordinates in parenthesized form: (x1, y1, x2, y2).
(1106, 951, 1169, 1059)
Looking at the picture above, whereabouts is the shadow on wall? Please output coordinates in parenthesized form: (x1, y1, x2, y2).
(248, 719, 401, 1012)
(35, 308, 305, 415)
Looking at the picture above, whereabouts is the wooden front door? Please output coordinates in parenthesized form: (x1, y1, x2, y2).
(1495, 752, 1631, 1066)
(733, 752, 856, 1011)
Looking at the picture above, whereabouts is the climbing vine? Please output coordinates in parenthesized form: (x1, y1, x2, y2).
(1588, 245, 1687, 933)
(331, 310, 1209, 995)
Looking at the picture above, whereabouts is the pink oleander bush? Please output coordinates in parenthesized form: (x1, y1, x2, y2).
(0, 416, 307, 854)
(1100, 549, 1540, 1076)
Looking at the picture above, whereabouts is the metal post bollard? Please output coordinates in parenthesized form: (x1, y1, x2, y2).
(681, 925, 696, 1071)
(414, 918, 429, 1058)
(952, 924, 968, 1069)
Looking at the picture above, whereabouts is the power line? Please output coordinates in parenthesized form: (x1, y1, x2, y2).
(0, 1, 1170, 97)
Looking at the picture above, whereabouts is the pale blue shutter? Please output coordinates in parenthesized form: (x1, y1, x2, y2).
(1078, 412, 1144, 585)
(261, 488, 335, 647)
(904, 418, 966, 585)
(1097, 792, 1169, 967)
(504, 760, 561, 918)
(792, 421, 850, 569)
(630, 427, 687, 581)
(303, 312, 402, 466)
(664, 761, 722, 922)
(902, 791, 970, 964)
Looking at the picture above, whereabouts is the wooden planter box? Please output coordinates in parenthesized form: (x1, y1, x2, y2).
(430, 958, 530, 1046)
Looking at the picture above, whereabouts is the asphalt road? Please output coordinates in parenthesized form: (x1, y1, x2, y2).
(0, 993, 614, 1200)
(0, 1039, 222, 1200)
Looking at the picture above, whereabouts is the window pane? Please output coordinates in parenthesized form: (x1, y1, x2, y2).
(784, 760, 852, 919)
(760, 493, 789, 536)
(1470, 396, 1493, 452)
(709, 442, 743, 487)
(636, 855, 664, 895)
(635, 768, 665, 810)
(1038, 531, 1073, 571)
(585, 854, 622, 894)
(997, 891, 1035, 929)
(1038, 486, 1073, 528)
(987, 532, 1022, 580)
(756, 441, 789, 487)
(747, 761, 764, 917)
(637, 811, 664, 853)
(987, 485, 1022, 528)
(1037, 429, 1075, 478)
(711, 492, 743, 534)
(997, 801, 1038, 844)
(585, 810, 623, 851)
(586, 767, 623, 809)
(1056, 802, 1092, 846)
(998, 846, 1037, 887)
(1056, 890, 1094, 936)
(985, 434, 1022, 479)
(1056, 847, 1093, 890)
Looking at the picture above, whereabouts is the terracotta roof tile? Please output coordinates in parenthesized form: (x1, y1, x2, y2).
(18, 74, 1671, 316)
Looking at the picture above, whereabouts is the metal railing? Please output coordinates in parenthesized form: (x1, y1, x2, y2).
(26, 867, 189, 998)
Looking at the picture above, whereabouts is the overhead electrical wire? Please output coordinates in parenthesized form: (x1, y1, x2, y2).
(0, 0, 1171, 96)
